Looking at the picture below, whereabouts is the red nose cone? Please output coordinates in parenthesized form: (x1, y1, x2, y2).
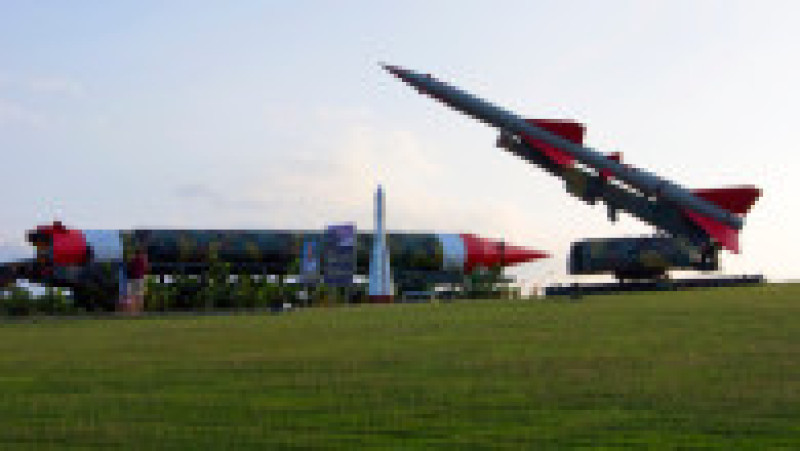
(502, 245, 550, 265)
(460, 234, 549, 272)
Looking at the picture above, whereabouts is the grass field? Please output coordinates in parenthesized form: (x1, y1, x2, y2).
(0, 285, 798, 448)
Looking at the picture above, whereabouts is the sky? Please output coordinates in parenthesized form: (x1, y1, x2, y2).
(1, 1, 798, 288)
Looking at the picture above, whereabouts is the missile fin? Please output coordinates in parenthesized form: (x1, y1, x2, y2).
(683, 209, 740, 253)
(525, 119, 585, 144)
(692, 186, 761, 215)
(521, 137, 574, 167)
(520, 119, 584, 168)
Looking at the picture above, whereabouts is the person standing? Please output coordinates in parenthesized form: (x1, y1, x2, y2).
(117, 259, 130, 312)
(126, 247, 149, 313)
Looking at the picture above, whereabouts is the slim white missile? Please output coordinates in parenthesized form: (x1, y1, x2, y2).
(368, 184, 394, 302)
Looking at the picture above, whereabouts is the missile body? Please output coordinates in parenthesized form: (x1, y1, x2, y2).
(382, 65, 742, 231)
(26, 223, 549, 277)
(14, 223, 549, 311)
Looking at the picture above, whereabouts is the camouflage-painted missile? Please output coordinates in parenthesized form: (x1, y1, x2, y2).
(25, 222, 549, 276)
(381, 64, 749, 248)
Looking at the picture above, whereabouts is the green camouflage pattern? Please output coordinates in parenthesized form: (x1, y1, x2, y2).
(570, 236, 718, 277)
(130, 230, 447, 273)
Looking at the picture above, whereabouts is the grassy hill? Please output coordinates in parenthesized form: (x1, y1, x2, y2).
(0, 285, 798, 448)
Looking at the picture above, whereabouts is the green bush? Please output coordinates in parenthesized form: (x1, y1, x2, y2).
(145, 276, 178, 312)
(37, 286, 76, 315)
(0, 286, 33, 316)
(253, 276, 282, 309)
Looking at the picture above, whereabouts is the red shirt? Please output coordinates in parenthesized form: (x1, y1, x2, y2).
(128, 253, 149, 279)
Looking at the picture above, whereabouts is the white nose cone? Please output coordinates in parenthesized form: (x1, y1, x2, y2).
(368, 184, 394, 302)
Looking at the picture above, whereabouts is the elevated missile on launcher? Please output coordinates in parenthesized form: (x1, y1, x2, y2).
(382, 64, 761, 279)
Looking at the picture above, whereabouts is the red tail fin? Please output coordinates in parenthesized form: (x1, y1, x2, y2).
(526, 119, 585, 144)
(682, 185, 761, 254)
(520, 119, 585, 167)
(692, 186, 761, 215)
(683, 209, 740, 253)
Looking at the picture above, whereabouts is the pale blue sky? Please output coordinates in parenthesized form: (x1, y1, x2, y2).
(1, 1, 797, 285)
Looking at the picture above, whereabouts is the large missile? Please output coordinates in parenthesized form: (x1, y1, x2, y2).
(25, 222, 549, 276)
(381, 64, 744, 234)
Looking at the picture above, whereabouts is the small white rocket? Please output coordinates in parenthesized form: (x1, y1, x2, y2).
(368, 184, 394, 302)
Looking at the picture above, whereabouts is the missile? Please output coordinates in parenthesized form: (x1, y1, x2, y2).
(368, 184, 394, 301)
(14, 222, 549, 311)
(381, 64, 744, 234)
(25, 222, 549, 276)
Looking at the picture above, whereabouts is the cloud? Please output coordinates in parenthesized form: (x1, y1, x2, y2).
(245, 116, 456, 228)
(25, 77, 86, 98)
(0, 99, 47, 128)
(171, 104, 563, 240)
(0, 74, 85, 98)
(174, 182, 264, 211)
(174, 182, 217, 200)
(0, 74, 86, 128)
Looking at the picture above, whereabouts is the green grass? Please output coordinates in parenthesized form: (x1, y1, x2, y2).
(0, 285, 798, 448)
